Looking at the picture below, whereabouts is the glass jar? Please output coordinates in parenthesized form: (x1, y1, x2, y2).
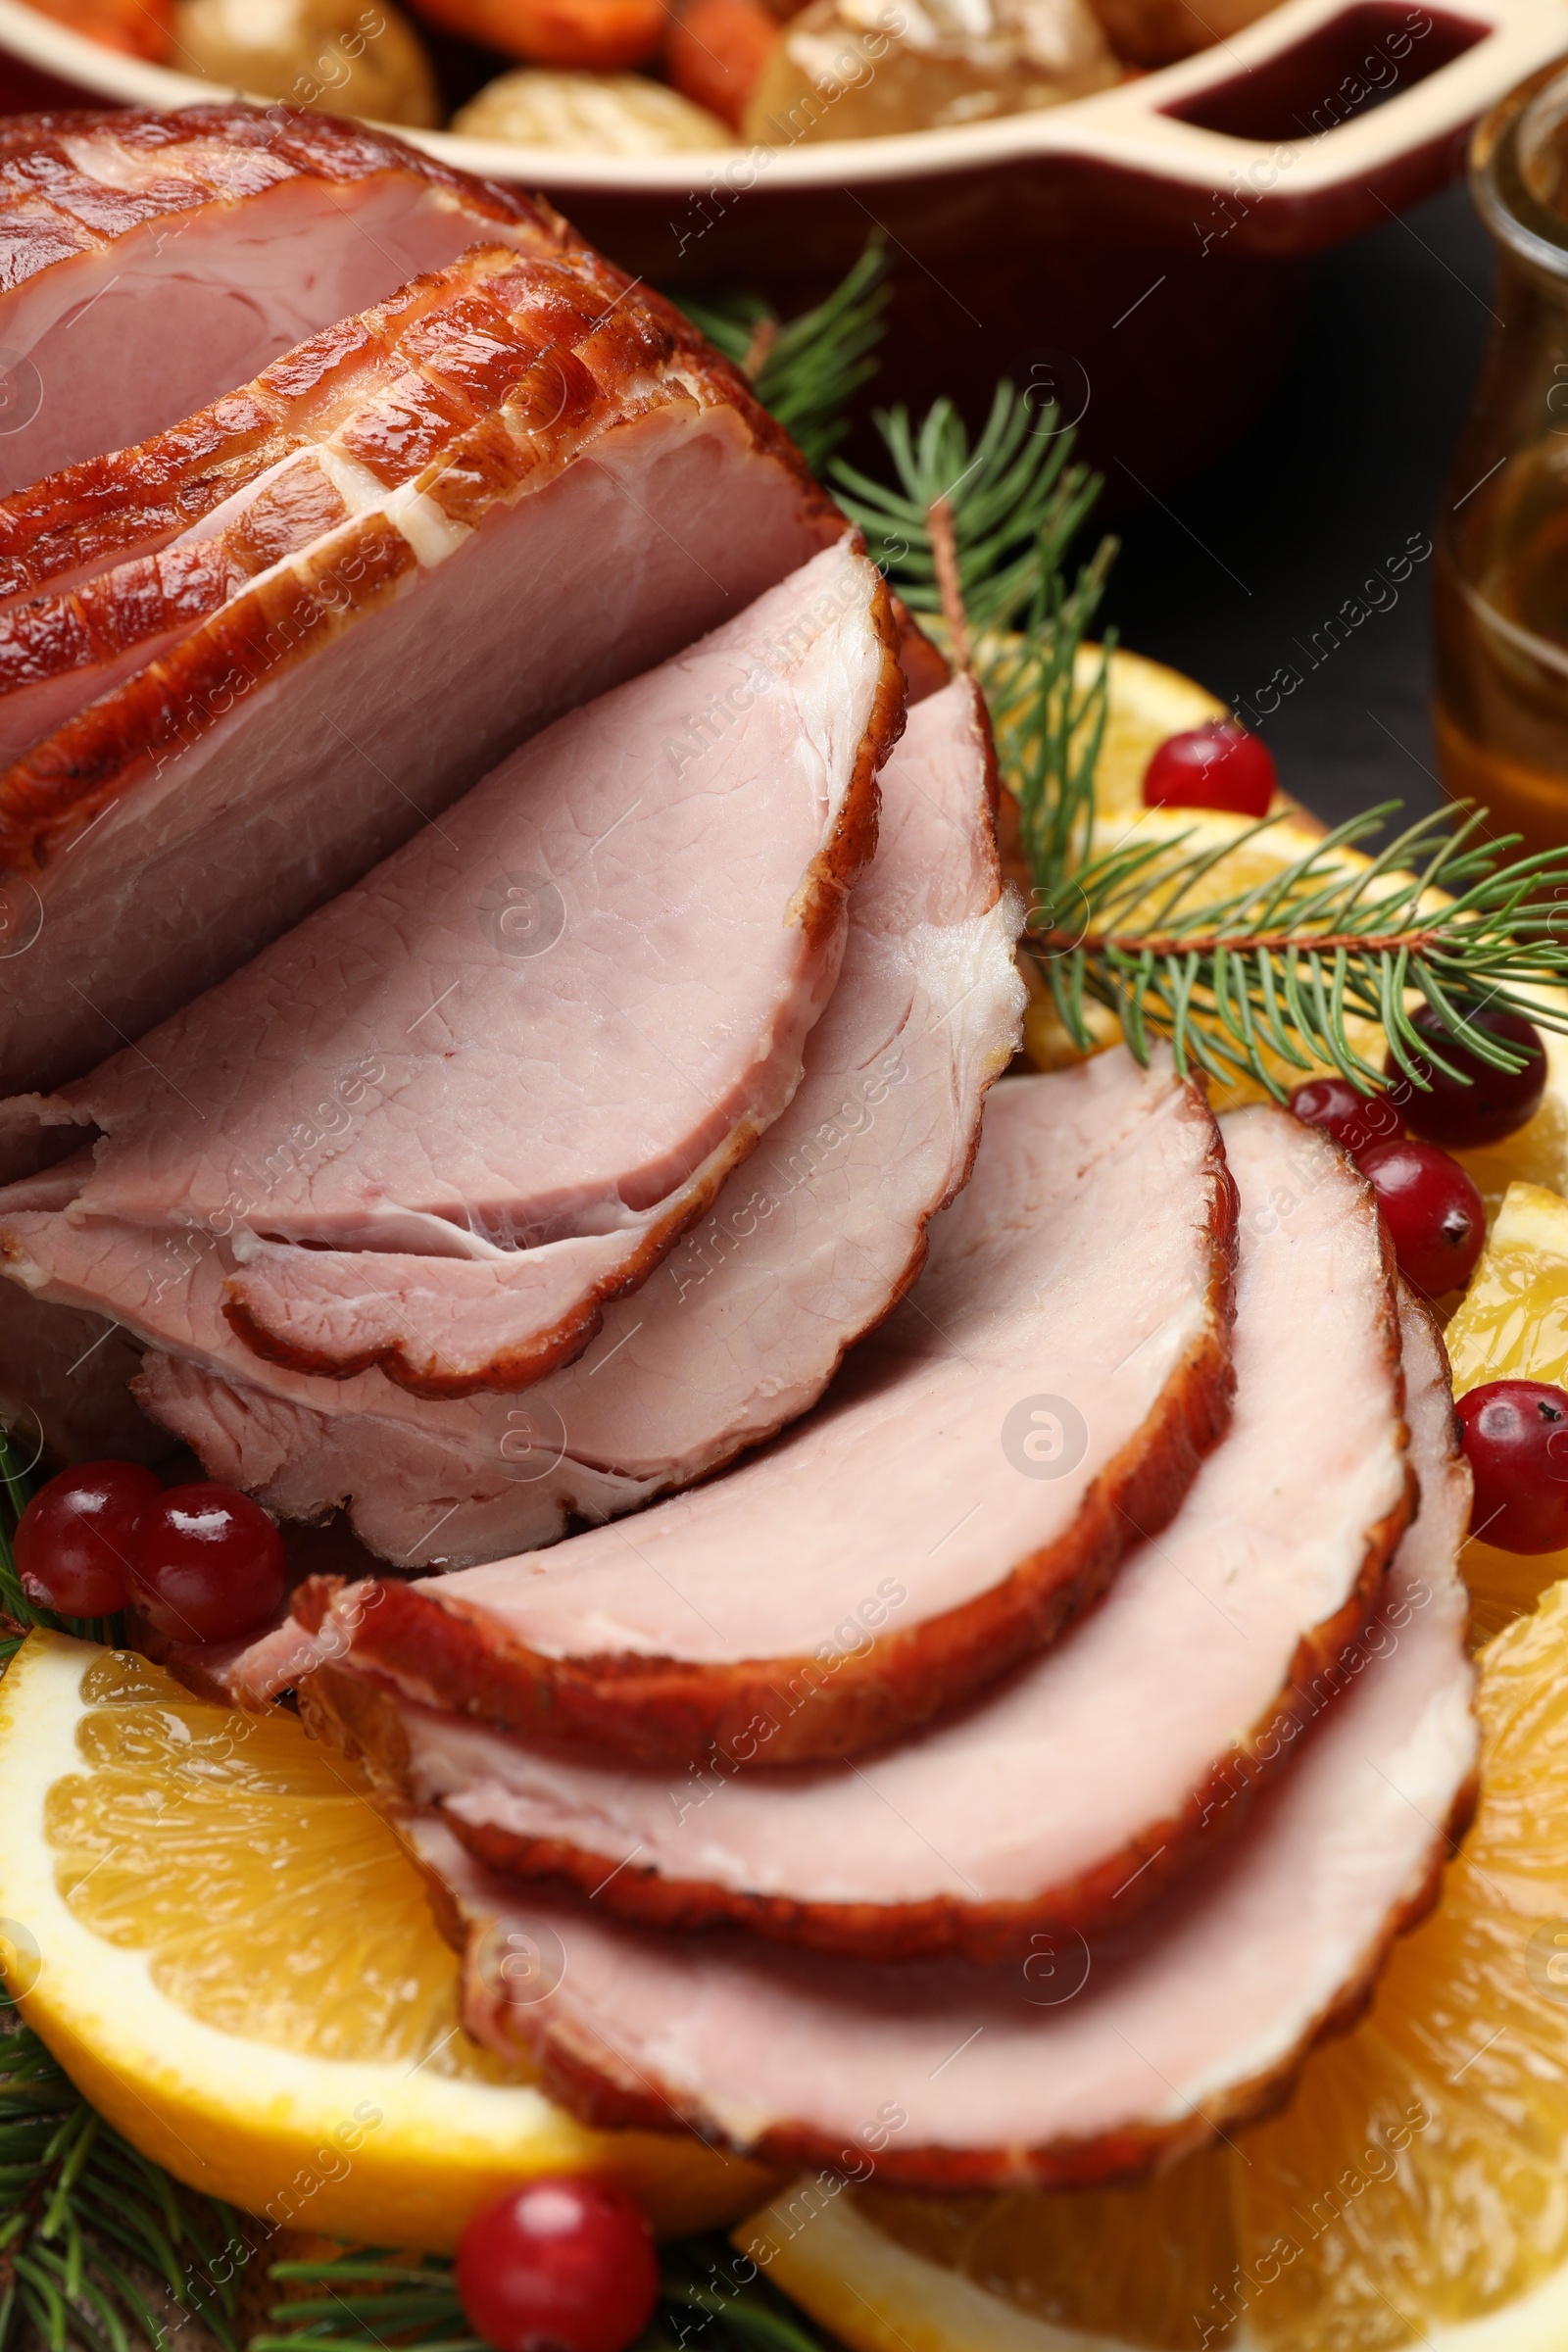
(1435, 61, 1568, 858)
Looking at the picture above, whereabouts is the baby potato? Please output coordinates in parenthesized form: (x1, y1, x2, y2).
(452, 64, 732, 145)
(743, 0, 1116, 139)
(172, 0, 442, 125)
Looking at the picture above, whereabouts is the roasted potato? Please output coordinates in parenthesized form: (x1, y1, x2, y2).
(173, 0, 442, 123)
(452, 64, 732, 144)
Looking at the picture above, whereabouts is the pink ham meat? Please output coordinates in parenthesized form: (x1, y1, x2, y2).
(0, 242, 604, 760)
(300, 1048, 1237, 1765)
(376, 1105, 1410, 1959)
(0, 105, 547, 495)
(0, 253, 836, 1098)
(397, 1295, 1476, 2191)
(0, 540, 900, 1396)
(36, 679, 1023, 1575)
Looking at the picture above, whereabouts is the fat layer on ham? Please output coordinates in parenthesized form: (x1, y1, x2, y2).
(0, 540, 900, 1397)
(380, 1104, 1410, 1959)
(398, 1294, 1475, 2190)
(68, 679, 1023, 1575)
(302, 1047, 1236, 1764)
(0, 105, 548, 495)
(0, 252, 835, 1097)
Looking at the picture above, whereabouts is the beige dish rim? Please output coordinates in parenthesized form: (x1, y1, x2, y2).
(0, 0, 1559, 199)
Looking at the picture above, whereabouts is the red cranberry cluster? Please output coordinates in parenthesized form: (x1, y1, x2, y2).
(15, 1464, 285, 1642)
(1289, 1006, 1565, 1555)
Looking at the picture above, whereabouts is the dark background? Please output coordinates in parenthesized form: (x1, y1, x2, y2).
(1097, 178, 1496, 830)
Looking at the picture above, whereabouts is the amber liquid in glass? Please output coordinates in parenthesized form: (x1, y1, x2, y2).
(1435, 461, 1568, 858)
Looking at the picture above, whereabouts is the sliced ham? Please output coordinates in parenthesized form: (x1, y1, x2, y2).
(0, 104, 549, 496)
(0, 243, 613, 758)
(0, 1271, 167, 1467)
(395, 1295, 1476, 2190)
(0, 260, 835, 1098)
(85, 678, 1022, 1566)
(373, 1104, 1409, 1959)
(0, 540, 900, 1396)
(300, 1049, 1237, 1765)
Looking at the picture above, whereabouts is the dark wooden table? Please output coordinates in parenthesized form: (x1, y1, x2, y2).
(1098, 179, 1495, 833)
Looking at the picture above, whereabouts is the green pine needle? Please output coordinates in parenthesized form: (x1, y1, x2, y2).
(257, 2233, 827, 2352)
(0, 2021, 243, 2352)
(675, 238, 891, 474)
(844, 381, 1568, 1097)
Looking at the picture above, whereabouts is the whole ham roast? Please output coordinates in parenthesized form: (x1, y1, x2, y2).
(0, 104, 1483, 2211)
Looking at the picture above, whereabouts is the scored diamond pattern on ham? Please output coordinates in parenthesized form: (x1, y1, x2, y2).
(0, 104, 550, 495)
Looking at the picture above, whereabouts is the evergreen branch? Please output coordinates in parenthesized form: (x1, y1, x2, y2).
(831, 379, 1110, 649)
(674, 239, 891, 473)
(0, 2022, 243, 2352)
(258, 2233, 829, 2352)
(849, 382, 1568, 1097)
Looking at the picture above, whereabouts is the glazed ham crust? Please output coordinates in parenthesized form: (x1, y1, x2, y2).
(0, 228, 836, 1096)
(0, 105, 547, 499)
(299, 1053, 1238, 1766)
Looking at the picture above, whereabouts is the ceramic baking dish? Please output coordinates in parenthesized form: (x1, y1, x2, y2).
(0, 0, 1558, 486)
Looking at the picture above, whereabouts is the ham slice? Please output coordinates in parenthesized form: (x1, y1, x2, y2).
(0, 540, 900, 1397)
(0, 104, 548, 496)
(395, 1294, 1476, 2190)
(300, 1049, 1237, 1765)
(0, 262, 834, 1098)
(0, 242, 621, 759)
(102, 678, 1022, 1568)
(373, 1105, 1410, 1959)
(0, 1272, 167, 1468)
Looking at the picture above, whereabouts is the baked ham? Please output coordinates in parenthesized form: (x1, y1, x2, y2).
(0, 242, 618, 759)
(0, 258, 836, 1098)
(364, 1104, 1410, 1960)
(12, 678, 1017, 1585)
(0, 541, 900, 1398)
(400, 1295, 1475, 2191)
(299, 1048, 1236, 1766)
(0, 105, 547, 495)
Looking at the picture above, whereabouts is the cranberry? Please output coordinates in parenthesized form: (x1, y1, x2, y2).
(456, 2179, 659, 2352)
(13, 1460, 161, 1619)
(1142, 720, 1277, 818)
(1456, 1380, 1568, 1551)
(1385, 1005, 1547, 1150)
(1288, 1075, 1403, 1165)
(1358, 1139, 1485, 1298)
(127, 1483, 286, 1644)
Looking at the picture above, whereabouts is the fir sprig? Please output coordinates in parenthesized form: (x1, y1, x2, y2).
(844, 380, 1568, 1096)
(830, 379, 1110, 665)
(675, 240, 891, 474)
(255, 2235, 827, 2352)
(0, 2021, 243, 2352)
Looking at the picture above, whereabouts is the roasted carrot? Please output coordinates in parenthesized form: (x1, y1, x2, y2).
(665, 0, 776, 130)
(20, 0, 172, 60)
(408, 0, 664, 68)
